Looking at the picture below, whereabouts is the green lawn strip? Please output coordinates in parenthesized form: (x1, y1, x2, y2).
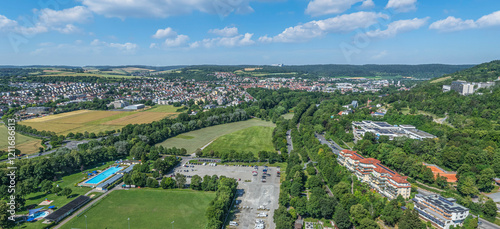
(156, 119, 275, 153)
(174, 135, 195, 139)
(202, 126, 275, 155)
(61, 189, 215, 229)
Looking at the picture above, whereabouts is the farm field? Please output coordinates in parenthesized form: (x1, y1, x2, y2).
(147, 105, 184, 113)
(203, 126, 275, 154)
(0, 125, 41, 155)
(42, 71, 140, 78)
(20, 106, 181, 135)
(61, 189, 215, 229)
(157, 118, 275, 154)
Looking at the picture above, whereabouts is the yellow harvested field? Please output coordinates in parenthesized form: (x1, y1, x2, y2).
(104, 112, 174, 125)
(0, 125, 41, 155)
(22, 110, 91, 123)
(20, 109, 181, 135)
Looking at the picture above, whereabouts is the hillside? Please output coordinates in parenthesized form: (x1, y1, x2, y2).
(441, 60, 500, 82)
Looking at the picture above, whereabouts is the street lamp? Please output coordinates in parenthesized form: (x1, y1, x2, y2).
(84, 215, 87, 229)
(171, 220, 174, 229)
(128, 218, 130, 229)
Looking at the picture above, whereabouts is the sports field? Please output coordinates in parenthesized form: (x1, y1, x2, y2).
(20, 106, 180, 135)
(21, 162, 114, 229)
(203, 126, 275, 154)
(157, 118, 275, 154)
(61, 189, 215, 229)
(0, 125, 41, 155)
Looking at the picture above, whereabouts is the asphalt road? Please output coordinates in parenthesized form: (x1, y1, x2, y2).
(286, 129, 293, 154)
(314, 133, 343, 155)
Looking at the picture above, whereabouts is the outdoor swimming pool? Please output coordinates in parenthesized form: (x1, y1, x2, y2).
(84, 166, 123, 185)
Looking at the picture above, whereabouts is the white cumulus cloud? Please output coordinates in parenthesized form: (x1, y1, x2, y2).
(152, 27, 178, 39)
(165, 34, 190, 47)
(305, 0, 364, 16)
(429, 10, 500, 32)
(385, 0, 417, 12)
(209, 27, 239, 37)
(365, 17, 429, 38)
(260, 11, 388, 43)
(81, 0, 276, 19)
(151, 27, 190, 48)
(360, 0, 375, 9)
(1, 6, 93, 35)
(91, 39, 138, 53)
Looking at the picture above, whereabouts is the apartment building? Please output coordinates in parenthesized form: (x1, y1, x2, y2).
(337, 150, 411, 199)
(413, 194, 469, 229)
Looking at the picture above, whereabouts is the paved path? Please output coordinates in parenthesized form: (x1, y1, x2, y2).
(286, 130, 293, 154)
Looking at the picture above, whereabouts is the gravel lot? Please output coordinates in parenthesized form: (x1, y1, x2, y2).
(171, 159, 280, 229)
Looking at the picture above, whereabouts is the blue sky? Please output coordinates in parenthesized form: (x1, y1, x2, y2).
(0, 0, 499, 66)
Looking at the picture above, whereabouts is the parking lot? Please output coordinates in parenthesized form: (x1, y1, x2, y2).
(170, 159, 281, 229)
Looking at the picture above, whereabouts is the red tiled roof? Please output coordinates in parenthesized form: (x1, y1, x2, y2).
(389, 175, 409, 184)
(359, 158, 380, 164)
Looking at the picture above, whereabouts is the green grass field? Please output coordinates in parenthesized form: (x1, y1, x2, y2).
(0, 125, 42, 155)
(157, 119, 275, 154)
(203, 126, 275, 154)
(61, 189, 215, 229)
(281, 113, 294, 120)
(20, 162, 114, 229)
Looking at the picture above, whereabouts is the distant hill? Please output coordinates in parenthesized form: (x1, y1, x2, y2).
(186, 64, 474, 79)
(441, 60, 500, 82)
(0, 64, 475, 79)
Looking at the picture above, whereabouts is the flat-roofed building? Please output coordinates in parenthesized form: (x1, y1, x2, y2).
(352, 121, 435, 141)
(337, 150, 411, 199)
(413, 194, 469, 229)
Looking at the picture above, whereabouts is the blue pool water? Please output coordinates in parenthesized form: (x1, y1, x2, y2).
(84, 166, 123, 184)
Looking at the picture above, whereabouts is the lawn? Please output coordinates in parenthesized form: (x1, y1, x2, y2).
(203, 126, 275, 154)
(20, 109, 179, 135)
(430, 76, 452, 84)
(281, 113, 294, 120)
(156, 119, 275, 154)
(0, 125, 42, 155)
(19, 162, 114, 229)
(61, 189, 215, 229)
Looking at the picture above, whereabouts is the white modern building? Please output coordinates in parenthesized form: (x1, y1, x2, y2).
(352, 121, 436, 141)
(413, 194, 469, 229)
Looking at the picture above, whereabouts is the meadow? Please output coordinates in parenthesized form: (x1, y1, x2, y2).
(19, 106, 181, 135)
(157, 118, 275, 154)
(61, 189, 215, 229)
(0, 125, 41, 155)
(202, 126, 275, 154)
